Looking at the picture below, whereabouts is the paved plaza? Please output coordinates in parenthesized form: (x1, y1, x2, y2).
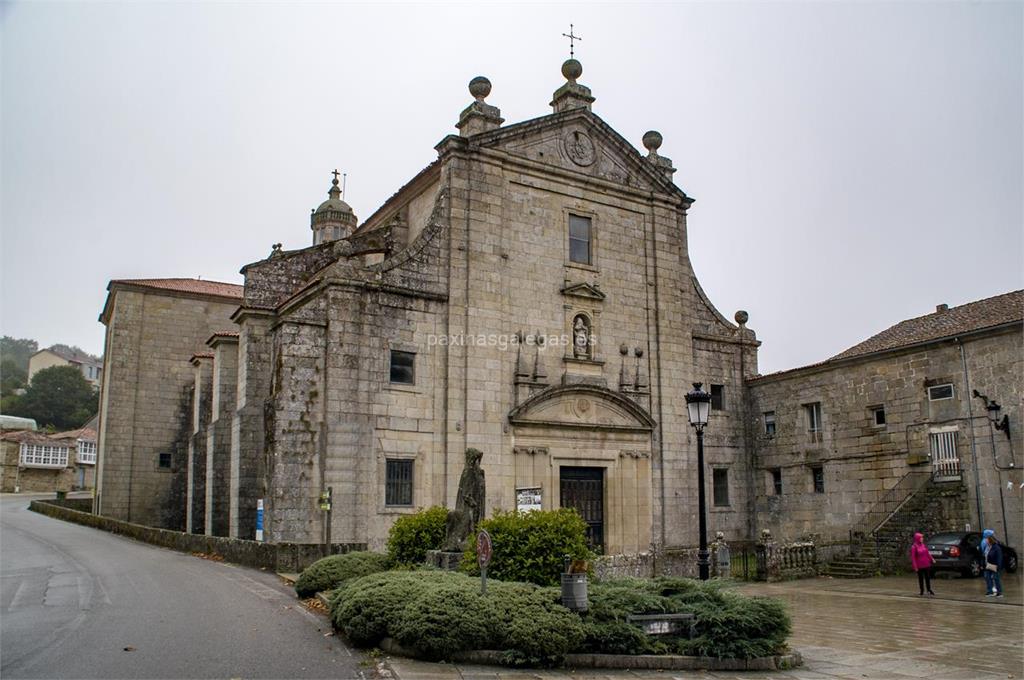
(385, 574, 1023, 680)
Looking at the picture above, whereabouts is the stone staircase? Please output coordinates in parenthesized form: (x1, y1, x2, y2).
(824, 472, 970, 578)
(822, 541, 879, 578)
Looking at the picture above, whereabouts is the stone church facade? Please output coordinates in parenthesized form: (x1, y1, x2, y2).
(95, 60, 1023, 565)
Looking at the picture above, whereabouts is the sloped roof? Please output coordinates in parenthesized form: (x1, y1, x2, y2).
(830, 290, 1023, 361)
(53, 427, 96, 443)
(110, 278, 243, 299)
(35, 346, 101, 366)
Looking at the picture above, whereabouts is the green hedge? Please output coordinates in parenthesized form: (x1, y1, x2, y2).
(386, 506, 448, 567)
(569, 577, 792, 659)
(294, 551, 390, 598)
(330, 571, 585, 665)
(460, 509, 592, 586)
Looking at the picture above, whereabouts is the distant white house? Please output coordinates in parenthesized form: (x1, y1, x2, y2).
(28, 347, 103, 388)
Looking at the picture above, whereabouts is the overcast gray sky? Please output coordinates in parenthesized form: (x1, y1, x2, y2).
(2, 1, 1021, 374)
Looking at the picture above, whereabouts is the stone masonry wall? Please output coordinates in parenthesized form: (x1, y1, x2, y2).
(206, 338, 237, 536)
(747, 327, 1023, 547)
(97, 288, 240, 528)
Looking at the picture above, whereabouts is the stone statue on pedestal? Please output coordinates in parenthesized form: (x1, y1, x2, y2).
(441, 448, 486, 552)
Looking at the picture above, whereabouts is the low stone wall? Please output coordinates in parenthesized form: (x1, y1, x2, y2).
(47, 497, 94, 512)
(29, 500, 363, 572)
(593, 548, 701, 580)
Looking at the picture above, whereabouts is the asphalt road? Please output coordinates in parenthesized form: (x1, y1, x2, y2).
(0, 494, 368, 679)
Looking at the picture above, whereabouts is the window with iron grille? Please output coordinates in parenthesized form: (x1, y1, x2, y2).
(385, 459, 414, 506)
(389, 350, 415, 385)
(811, 466, 825, 493)
(712, 468, 730, 506)
(929, 428, 961, 478)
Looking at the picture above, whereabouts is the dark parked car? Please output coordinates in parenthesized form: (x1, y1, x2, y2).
(926, 532, 1019, 577)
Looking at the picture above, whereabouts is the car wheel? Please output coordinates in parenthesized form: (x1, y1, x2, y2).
(968, 559, 983, 578)
(1007, 553, 1018, 574)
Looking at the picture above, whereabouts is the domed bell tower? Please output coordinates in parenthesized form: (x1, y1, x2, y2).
(311, 170, 357, 245)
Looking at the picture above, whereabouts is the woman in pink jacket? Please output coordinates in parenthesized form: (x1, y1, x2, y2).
(910, 532, 936, 596)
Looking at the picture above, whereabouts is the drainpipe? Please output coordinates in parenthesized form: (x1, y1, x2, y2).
(956, 337, 984, 529)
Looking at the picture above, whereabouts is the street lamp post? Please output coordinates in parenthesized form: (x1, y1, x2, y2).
(685, 382, 712, 581)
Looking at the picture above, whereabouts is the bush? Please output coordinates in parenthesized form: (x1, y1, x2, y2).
(329, 570, 584, 665)
(386, 506, 448, 566)
(461, 509, 592, 586)
(294, 551, 390, 598)
(575, 577, 790, 659)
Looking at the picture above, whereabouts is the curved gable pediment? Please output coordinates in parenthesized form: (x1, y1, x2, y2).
(508, 385, 655, 432)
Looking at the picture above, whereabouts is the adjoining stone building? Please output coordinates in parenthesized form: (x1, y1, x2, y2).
(94, 59, 1023, 570)
(0, 425, 97, 493)
(748, 291, 1023, 568)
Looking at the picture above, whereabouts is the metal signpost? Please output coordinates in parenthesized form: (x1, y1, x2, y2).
(476, 529, 492, 596)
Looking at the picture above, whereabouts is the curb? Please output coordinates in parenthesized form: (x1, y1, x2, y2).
(377, 638, 802, 671)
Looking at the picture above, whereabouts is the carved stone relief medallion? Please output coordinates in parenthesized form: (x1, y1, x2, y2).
(563, 130, 596, 167)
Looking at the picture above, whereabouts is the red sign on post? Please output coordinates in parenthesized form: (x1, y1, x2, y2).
(476, 529, 492, 569)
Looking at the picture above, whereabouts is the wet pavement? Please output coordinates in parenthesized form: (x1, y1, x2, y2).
(385, 573, 1024, 680)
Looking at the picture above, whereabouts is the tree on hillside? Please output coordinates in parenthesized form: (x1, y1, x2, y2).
(1, 337, 38, 372)
(7, 365, 98, 430)
(1, 358, 27, 397)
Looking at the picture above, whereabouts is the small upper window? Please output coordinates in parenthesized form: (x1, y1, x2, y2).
(712, 468, 730, 507)
(770, 467, 783, 495)
(568, 214, 592, 265)
(158, 452, 172, 469)
(764, 411, 776, 436)
(389, 350, 415, 385)
(870, 405, 886, 427)
(710, 384, 725, 411)
(928, 384, 954, 401)
(804, 402, 823, 433)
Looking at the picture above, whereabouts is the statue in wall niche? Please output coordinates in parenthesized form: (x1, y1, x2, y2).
(573, 315, 591, 359)
(442, 448, 486, 552)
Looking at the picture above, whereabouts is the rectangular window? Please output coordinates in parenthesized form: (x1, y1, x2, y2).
(770, 468, 783, 495)
(928, 384, 953, 401)
(385, 459, 414, 506)
(389, 350, 416, 385)
(804, 402, 823, 433)
(76, 440, 97, 464)
(710, 384, 725, 410)
(157, 452, 172, 469)
(763, 411, 776, 436)
(712, 468, 729, 507)
(870, 405, 886, 427)
(568, 214, 592, 265)
(811, 466, 825, 493)
(20, 443, 69, 468)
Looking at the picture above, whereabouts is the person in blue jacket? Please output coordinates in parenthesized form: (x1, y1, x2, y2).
(983, 529, 1004, 598)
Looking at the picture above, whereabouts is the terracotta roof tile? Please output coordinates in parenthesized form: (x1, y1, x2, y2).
(830, 290, 1023, 361)
(52, 427, 96, 442)
(111, 278, 243, 299)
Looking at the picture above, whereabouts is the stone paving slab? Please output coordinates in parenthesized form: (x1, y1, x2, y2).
(385, 575, 1024, 680)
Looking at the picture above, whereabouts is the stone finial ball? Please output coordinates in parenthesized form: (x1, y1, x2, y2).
(468, 76, 491, 100)
(561, 58, 583, 81)
(642, 130, 663, 152)
(735, 310, 749, 326)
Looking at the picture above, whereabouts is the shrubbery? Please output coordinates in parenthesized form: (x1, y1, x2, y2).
(330, 571, 584, 665)
(329, 571, 790, 663)
(294, 551, 390, 598)
(569, 577, 791, 659)
(460, 509, 592, 586)
(386, 506, 448, 566)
